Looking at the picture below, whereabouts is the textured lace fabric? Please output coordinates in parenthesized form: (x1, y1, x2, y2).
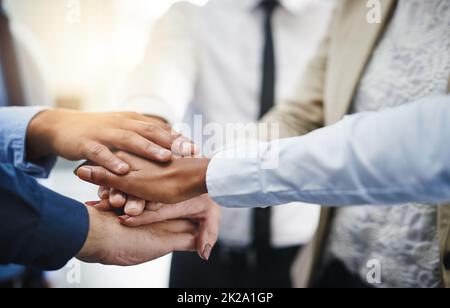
(324, 0, 450, 288)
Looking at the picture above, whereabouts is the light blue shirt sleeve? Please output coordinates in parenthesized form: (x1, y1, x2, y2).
(0, 106, 57, 178)
(206, 95, 450, 208)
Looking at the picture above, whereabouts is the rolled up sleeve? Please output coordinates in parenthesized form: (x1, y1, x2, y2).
(0, 106, 57, 178)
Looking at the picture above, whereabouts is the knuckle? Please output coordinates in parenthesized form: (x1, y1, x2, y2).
(92, 169, 108, 185)
(170, 133, 183, 143)
(161, 124, 172, 132)
(129, 112, 140, 118)
(143, 124, 158, 135)
(120, 111, 140, 119)
(87, 143, 107, 159)
(114, 150, 127, 159)
(121, 130, 136, 141)
(144, 141, 156, 151)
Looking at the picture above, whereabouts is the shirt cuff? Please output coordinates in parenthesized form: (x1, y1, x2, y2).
(0, 106, 57, 178)
(206, 144, 268, 208)
(32, 185, 89, 270)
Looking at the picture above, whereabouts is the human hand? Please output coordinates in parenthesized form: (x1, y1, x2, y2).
(76, 206, 197, 266)
(88, 194, 221, 261)
(121, 195, 221, 261)
(77, 151, 210, 204)
(26, 109, 196, 175)
(96, 187, 146, 216)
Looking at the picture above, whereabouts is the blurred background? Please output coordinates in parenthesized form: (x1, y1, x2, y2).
(8, 0, 207, 111)
(6, 0, 207, 288)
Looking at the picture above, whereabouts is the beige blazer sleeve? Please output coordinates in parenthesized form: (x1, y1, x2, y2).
(262, 23, 331, 138)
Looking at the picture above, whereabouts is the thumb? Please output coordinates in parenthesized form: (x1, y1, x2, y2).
(170, 232, 197, 253)
(197, 219, 219, 262)
(77, 166, 123, 189)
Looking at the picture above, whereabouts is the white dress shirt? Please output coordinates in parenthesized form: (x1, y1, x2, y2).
(207, 95, 450, 208)
(119, 0, 335, 248)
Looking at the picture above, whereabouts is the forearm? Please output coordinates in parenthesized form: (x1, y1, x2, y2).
(207, 95, 450, 207)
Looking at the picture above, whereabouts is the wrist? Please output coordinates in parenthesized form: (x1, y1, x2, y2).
(26, 109, 60, 160)
(76, 206, 107, 263)
(198, 158, 210, 194)
(186, 158, 210, 198)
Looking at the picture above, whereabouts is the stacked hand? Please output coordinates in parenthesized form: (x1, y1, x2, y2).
(76, 150, 220, 261)
(27, 109, 219, 266)
(77, 207, 198, 266)
(27, 109, 196, 173)
(86, 194, 221, 261)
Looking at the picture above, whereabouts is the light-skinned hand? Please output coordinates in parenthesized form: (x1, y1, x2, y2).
(76, 206, 197, 266)
(27, 109, 196, 175)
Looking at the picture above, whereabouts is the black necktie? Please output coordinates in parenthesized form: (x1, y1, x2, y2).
(253, 0, 279, 252)
(0, 0, 25, 106)
(259, 0, 278, 118)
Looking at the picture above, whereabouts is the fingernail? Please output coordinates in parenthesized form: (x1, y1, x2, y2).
(192, 144, 199, 155)
(85, 201, 100, 206)
(127, 202, 138, 211)
(78, 167, 92, 179)
(118, 215, 130, 222)
(111, 193, 125, 203)
(118, 163, 129, 173)
(158, 148, 172, 158)
(202, 244, 212, 261)
(100, 190, 109, 199)
(181, 142, 194, 155)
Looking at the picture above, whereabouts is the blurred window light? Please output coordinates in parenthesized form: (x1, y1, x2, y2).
(7, 0, 209, 111)
(111, 0, 209, 70)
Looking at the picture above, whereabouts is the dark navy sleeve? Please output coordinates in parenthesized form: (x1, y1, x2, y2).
(0, 163, 89, 270)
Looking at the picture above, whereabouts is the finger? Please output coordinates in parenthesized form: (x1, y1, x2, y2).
(85, 199, 113, 211)
(156, 220, 198, 252)
(124, 196, 146, 216)
(138, 220, 198, 253)
(95, 199, 114, 211)
(77, 166, 125, 190)
(119, 112, 170, 129)
(140, 230, 197, 257)
(85, 201, 100, 206)
(120, 201, 198, 227)
(120, 202, 163, 226)
(98, 187, 109, 199)
(119, 211, 159, 227)
(132, 121, 198, 157)
(145, 202, 165, 211)
(172, 135, 198, 157)
(109, 189, 127, 208)
(130, 121, 175, 149)
(169, 232, 197, 252)
(82, 142, 130, 175)
(197, 196, 221, 261)
(109, 129, 172, 162)
(156, 219, 198, 234)
(197, 217, 220, 261)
